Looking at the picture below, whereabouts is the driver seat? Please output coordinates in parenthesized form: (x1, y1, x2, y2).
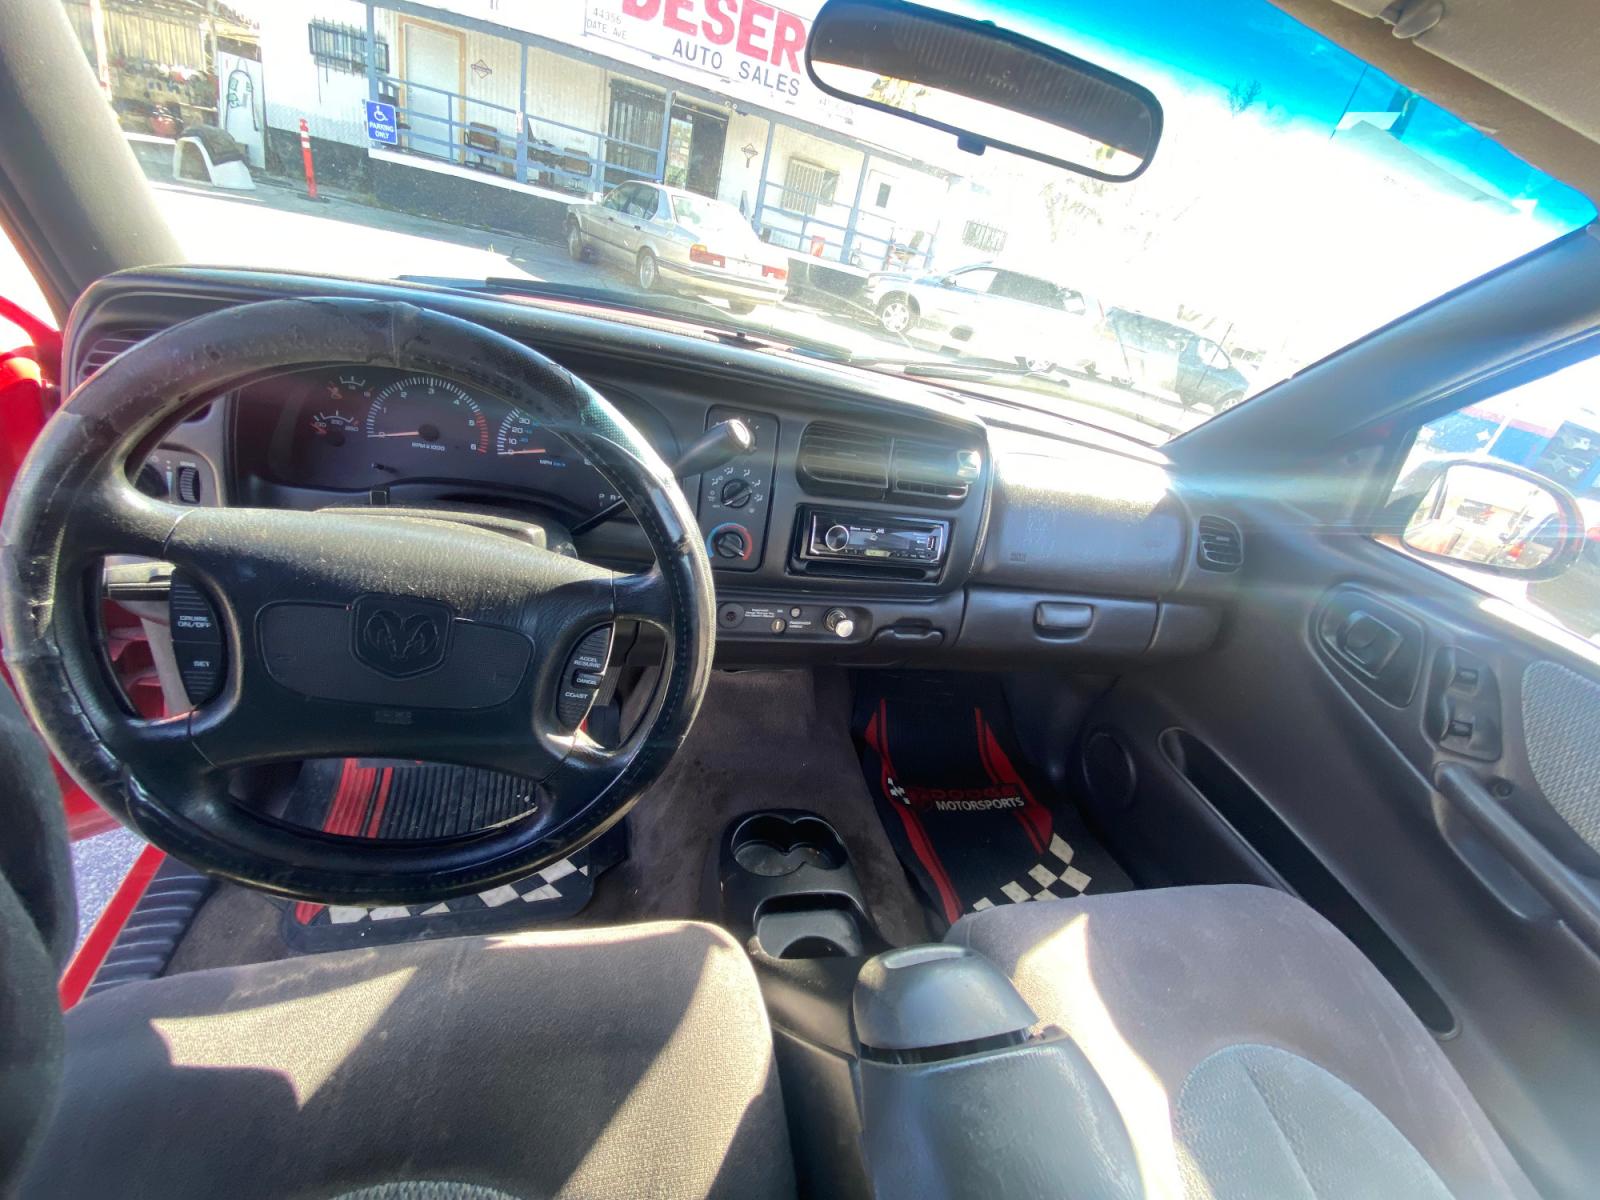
(0, 686, 795, 1200)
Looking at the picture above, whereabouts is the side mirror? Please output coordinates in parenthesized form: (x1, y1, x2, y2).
(1397, 459, 1586, 581)
(805, 0, 1162, 183)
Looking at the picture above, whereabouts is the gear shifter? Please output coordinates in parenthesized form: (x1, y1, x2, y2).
(571, 417, 753, 536)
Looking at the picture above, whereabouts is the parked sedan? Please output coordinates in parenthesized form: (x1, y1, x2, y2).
(568, 182, 788, 314)
(1093, 308, 1252, 410)
(864, 263, 1101, 373)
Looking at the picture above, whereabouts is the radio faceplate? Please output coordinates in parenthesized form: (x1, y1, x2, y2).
(801, 508, 950, 568)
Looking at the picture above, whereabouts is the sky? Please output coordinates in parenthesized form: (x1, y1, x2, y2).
(936, 0, 1594, 228)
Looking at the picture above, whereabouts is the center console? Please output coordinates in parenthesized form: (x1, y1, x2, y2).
(711, 808, 1144, 1200)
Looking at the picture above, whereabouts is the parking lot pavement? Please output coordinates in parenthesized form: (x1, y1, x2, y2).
(145, 177, 1214, 442)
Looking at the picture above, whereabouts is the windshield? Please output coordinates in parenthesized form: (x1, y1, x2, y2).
(670, 193, 750, 238)
(93, 0, 1594, 443)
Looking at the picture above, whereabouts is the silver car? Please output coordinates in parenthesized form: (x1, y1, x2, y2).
(568, 182, 789, 313)
(864, 263, 1102, 373)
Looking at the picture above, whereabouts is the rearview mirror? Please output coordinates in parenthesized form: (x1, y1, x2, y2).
(1399, 459, 1586, 581)
(805, 0, 1163, 182)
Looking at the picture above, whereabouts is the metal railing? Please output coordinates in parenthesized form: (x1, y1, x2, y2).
(755, 180, 934, 273)
(366, 63, 937, 273)
(373, 71, 664, 195)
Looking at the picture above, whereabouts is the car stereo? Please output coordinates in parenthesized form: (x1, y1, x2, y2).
(801, 509, 949, 567)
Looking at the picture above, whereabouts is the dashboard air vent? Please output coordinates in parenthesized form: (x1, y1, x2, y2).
(79, 328, 157, 380)
(892, 440, 980, 503)
(1196, 515, 1244, 572)
(798, 422, 890, 499)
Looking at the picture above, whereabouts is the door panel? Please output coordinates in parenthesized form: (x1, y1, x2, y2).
(1081, 507, 1600, 1198)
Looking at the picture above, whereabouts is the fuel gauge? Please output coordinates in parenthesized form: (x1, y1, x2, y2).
(307, 373, 374, 447)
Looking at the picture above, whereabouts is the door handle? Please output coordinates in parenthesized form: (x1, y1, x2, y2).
(1436, 762, 1600, 958)
(1336, 609, 1401, 677)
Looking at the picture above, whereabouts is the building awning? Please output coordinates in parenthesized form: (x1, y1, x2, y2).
(369, 0, 953, 179)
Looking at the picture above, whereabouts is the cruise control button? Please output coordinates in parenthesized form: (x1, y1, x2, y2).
(168, 571, 225, 705)
(555, 626, 613, 730)
(169, 576, 219, 639)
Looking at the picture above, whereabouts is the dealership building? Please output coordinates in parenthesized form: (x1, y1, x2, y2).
(255, 0, 1005, 278)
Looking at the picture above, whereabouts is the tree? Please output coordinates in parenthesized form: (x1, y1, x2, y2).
(867, 76, 927, 111)
(1227, 79, 1263, 116)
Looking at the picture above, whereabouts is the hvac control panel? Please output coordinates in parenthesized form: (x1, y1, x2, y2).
(698, 405, 778, 572)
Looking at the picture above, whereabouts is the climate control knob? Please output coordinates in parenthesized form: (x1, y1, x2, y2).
(710, 524, 751, 560)
(824, 608, 855, 638)
(719, 478, 754, 508)
(824, 523, 851, 552)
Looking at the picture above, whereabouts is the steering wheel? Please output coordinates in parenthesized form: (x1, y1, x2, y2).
(0, 299, 715, 904)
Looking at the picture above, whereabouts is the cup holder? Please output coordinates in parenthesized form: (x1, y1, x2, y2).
(755, 896, 866, 959)
(731, 813, 849, 877)
(715, 808, 883, 959)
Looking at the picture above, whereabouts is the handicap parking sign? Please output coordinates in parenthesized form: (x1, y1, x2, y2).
(365, 100, 398, 145)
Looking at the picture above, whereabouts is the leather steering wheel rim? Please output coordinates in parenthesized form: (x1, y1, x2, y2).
(0, 298, 715, 905)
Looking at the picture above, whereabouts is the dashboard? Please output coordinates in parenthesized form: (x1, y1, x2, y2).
(75, 267, 1242, 670)
(233, 366, 626, 514)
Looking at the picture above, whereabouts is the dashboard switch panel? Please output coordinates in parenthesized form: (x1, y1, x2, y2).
(699, 406, 777, 572)
(715, 600, 870, 642)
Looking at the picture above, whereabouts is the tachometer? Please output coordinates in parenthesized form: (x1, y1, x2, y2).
(365, 375, 489, 455)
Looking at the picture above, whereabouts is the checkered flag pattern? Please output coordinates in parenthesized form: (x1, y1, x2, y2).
(968, 833, 1093, 912)
(324, 853, 591, 925)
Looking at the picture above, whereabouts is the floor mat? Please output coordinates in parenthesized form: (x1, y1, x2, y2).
(86, 856, 214, 998)
(165, 672, 933, 974)
(278, 757, 625, 952)
(852, 674, 1132, 928)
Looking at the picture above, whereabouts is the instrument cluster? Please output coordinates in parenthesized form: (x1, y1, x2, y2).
(232, 366, 631, 514)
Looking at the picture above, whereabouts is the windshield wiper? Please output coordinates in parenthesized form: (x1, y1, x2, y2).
(838, 355, 1031, 380)
(399, 275, 862, 363)
(398, 275, 728, 323)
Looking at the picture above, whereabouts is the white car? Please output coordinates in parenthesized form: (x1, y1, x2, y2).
(863, 263, 1102, 372)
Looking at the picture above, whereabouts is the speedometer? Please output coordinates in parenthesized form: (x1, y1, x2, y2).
(365, 375, 489, 455)
(495, 408, 571, 470)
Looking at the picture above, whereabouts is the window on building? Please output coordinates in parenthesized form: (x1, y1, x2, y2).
(782, 159, 839, 216)
(605, 83, 667, 188)
(962, 220, 1008, 255)
(308, 20, 388, 75)
(874, 181, 892, 209)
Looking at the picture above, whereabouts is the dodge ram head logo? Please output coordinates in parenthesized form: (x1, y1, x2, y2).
(352, 595, 451, 677)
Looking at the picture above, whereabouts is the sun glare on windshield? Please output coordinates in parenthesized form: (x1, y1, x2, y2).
(80, 0, 1594, 443)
